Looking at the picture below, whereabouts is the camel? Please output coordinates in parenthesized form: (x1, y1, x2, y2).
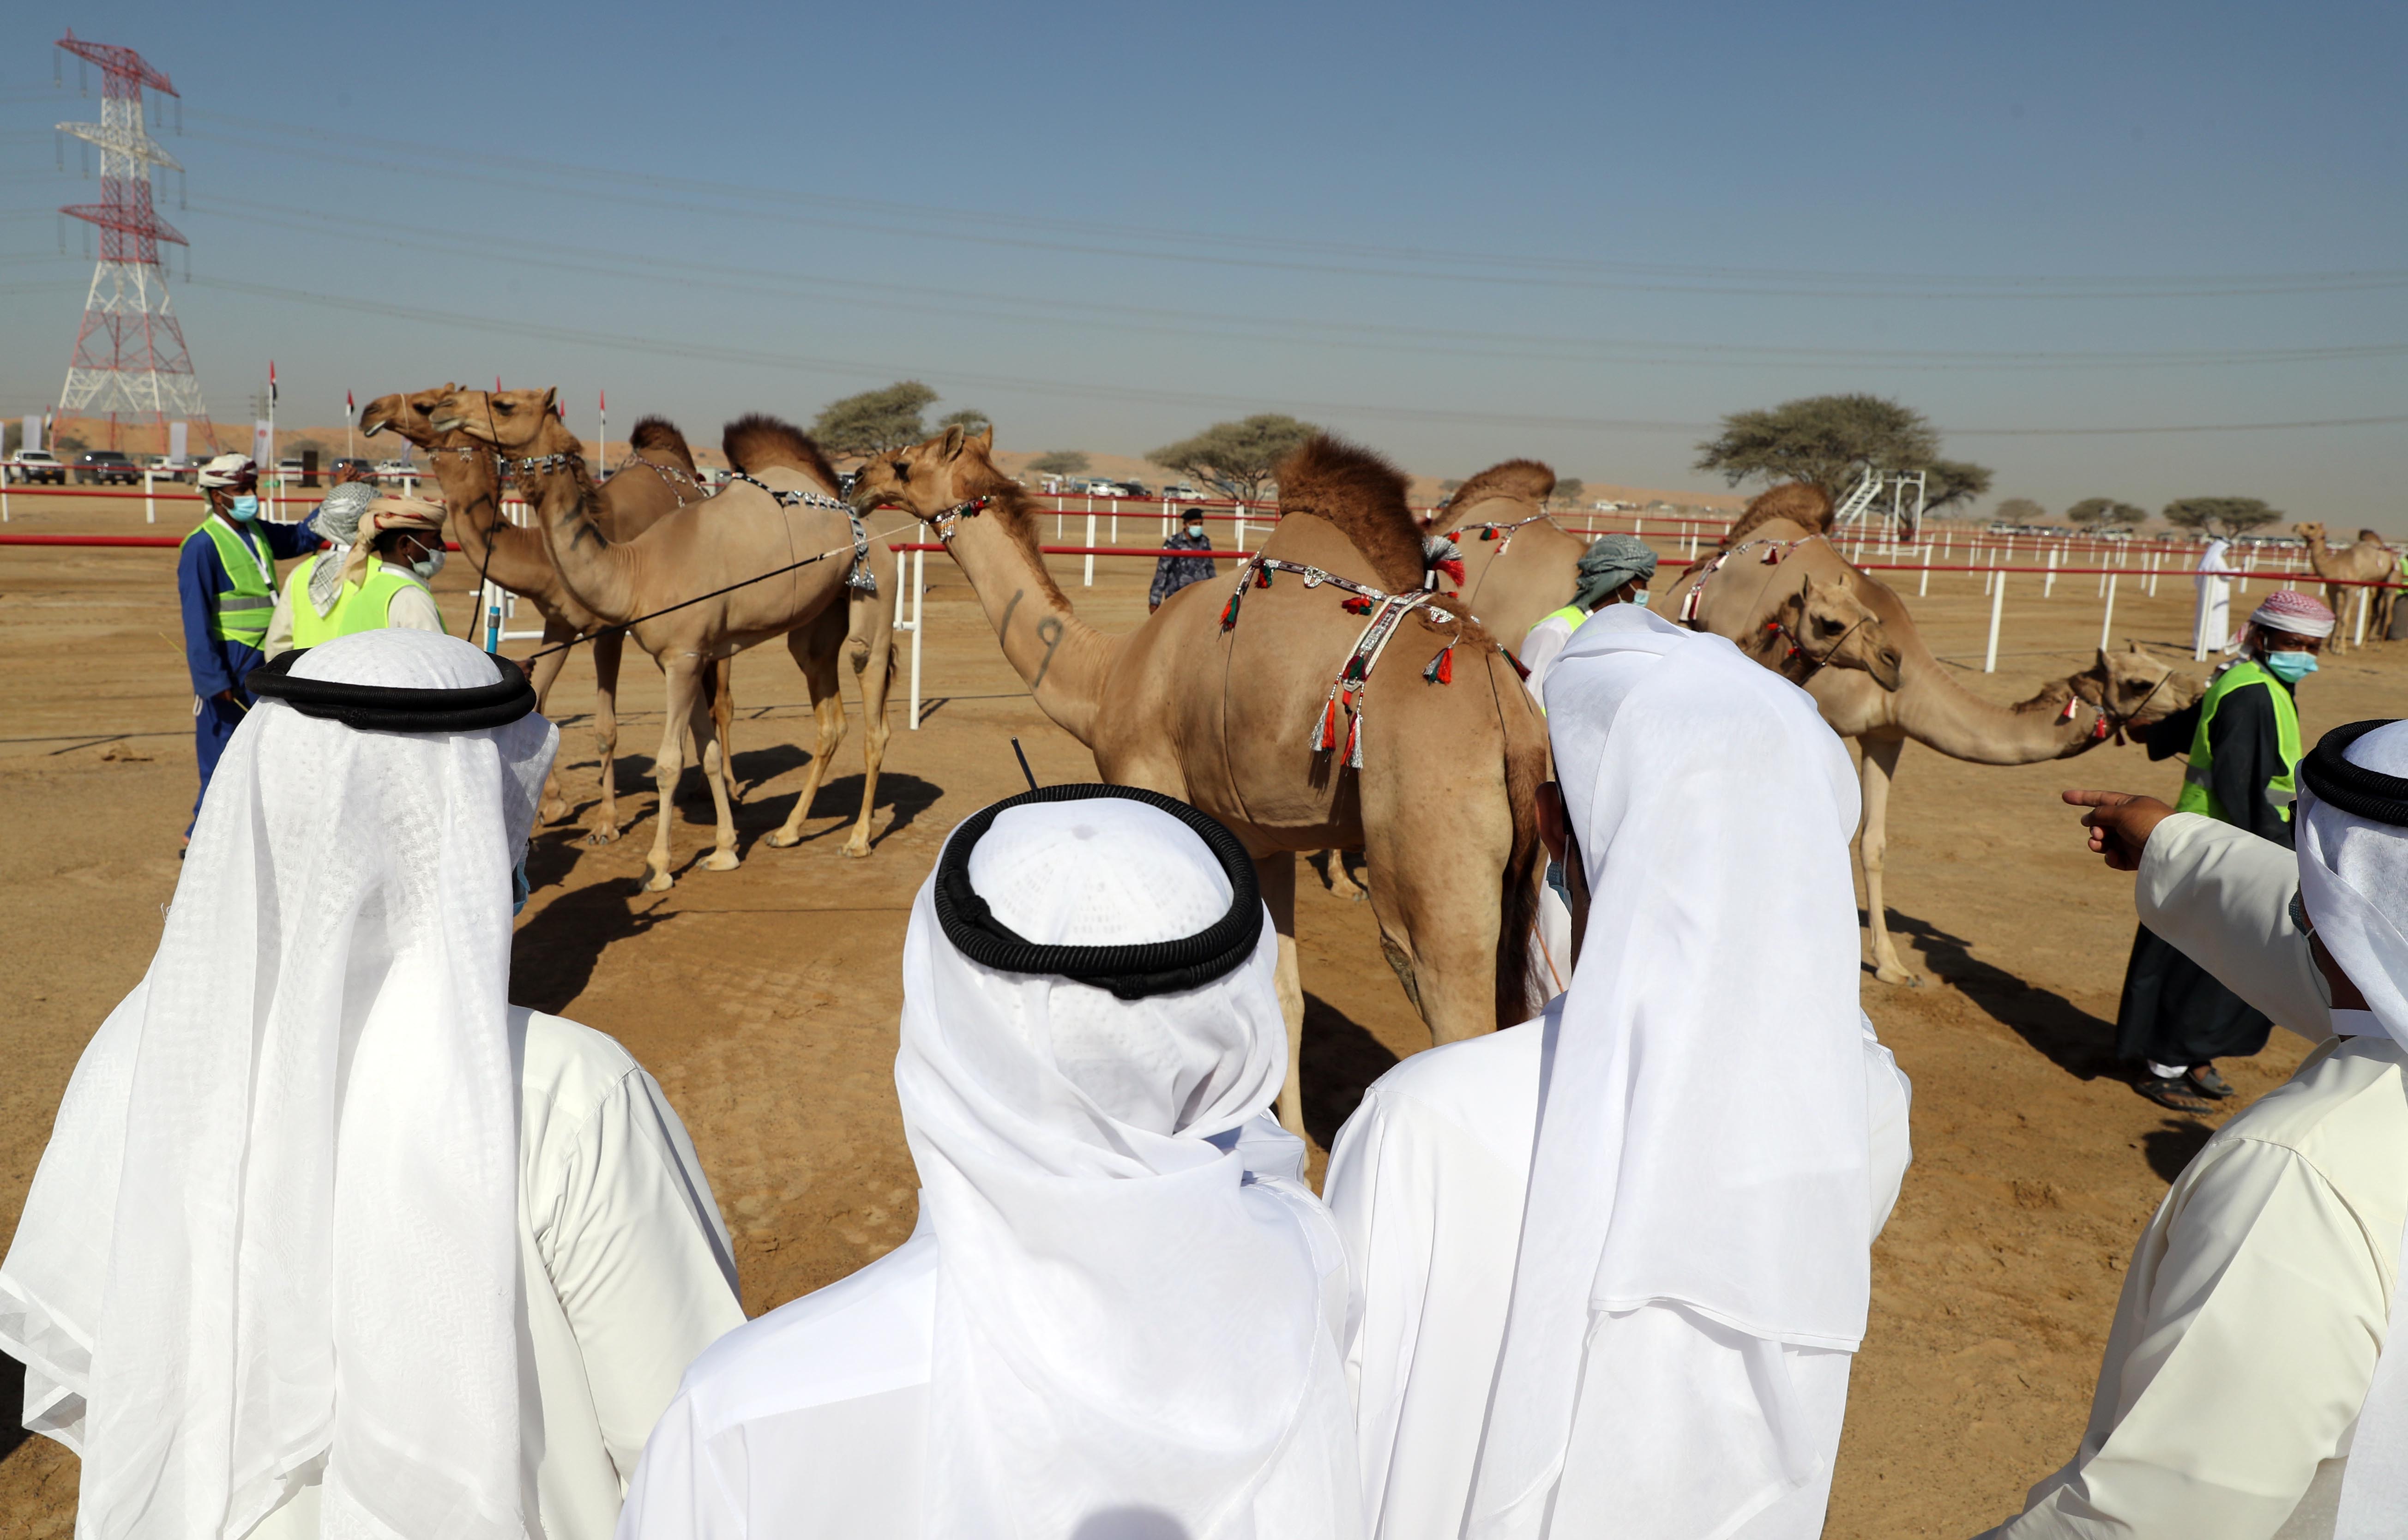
(432, 387, 901, 888)
(2295, 522, 2397, 648)
(1662, 504, 2200, 983)
(850, 425, 1548, 1134)
(359, 385, 732, 833)
(1435, 460, 1901, 687)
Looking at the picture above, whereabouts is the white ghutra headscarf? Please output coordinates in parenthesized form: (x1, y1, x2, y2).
(898, 787, 1358, 1540)
(1467, 605, 1874, 1538)
(0, 630, 555, 1540)
(2300, 720, 2408, 1538)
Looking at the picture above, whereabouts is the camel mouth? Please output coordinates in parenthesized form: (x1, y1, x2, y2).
(429, 415, 469, 433)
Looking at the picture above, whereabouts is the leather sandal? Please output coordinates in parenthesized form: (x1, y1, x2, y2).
(2186, 1064, 2237, 1100)
(2134, 1075, 2214, 1114)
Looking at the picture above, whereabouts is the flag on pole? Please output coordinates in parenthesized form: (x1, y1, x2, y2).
(269, 360, 278, 405)
(346, 390, 355, 422)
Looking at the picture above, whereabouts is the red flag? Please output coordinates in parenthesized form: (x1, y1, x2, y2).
(268, 360, 278, 404)
(495, 375, 503, 392)
(599, 388, 606, 413)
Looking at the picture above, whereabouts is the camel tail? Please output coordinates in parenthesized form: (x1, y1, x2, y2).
(723, 413, 843, 491)
(1493, 668, 1547, 1027)
(628, 415, 698, 472)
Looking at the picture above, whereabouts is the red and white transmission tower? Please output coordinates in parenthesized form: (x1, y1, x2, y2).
(54, 30, 213, 446)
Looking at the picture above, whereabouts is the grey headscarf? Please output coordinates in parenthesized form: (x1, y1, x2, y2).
(308, 483, 379, 616)
(1571, 534, 1658, 611)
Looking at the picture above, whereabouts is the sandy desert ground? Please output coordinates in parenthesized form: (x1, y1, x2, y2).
(0, 493, 2393, 1537)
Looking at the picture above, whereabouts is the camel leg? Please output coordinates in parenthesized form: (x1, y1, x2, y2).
(1359, 777, 1523, 1047)
(710, 656, 743, 805)
(766, 616, 849, 850)
(527, 617, 578, 825)
(584, 628, 626, 843)
(641, 655, 707, 892)
(689, 669, 741, 874)
(1311, 849, 1367, 902)
(1257, 851, 1306, 1136)
(839, 609, 896, 860)
(1858, 732, 1920, 986)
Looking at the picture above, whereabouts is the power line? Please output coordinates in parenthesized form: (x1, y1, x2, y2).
(180, 274, 2408, 439)
(186, 196, 2408, 373)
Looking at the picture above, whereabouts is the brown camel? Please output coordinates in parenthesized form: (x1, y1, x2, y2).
(2295, 522, 2397, 648)
(432, 388, 901, 887)
(359, 385, 733, 833)
(1663, 512, 2200, 983)
(850, 425, 1547, 1133)
(1436, 461, 1901, 687)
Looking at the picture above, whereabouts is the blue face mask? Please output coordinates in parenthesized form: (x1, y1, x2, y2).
(512, 856, 531, 916)
(227, 493, 259, 521)
(1631, 589, 1651, 608)
(2264, 650, 2318, 685)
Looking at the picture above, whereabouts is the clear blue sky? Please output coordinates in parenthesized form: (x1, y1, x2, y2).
(2, 0, 2401, 523)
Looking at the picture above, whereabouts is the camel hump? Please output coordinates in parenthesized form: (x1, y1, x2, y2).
(1447, 458, 1555, 515)
(723, 413, 841, 492)
(1276, 433, 1427, 593)
(1722, 481, 1835, 547)
(628, 415, 698, 472)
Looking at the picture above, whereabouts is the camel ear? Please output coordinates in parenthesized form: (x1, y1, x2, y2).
(539, 386, 558, 415)
(939, 425, 967, 460)
(2127, 638, 2145, 654)
(974, 424, 994, 451)
(1798, 572, 1818, 599)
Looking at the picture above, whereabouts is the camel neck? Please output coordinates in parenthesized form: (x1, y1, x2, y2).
(1888, 647, 2094, 764)
(524, 454, 642, 624)
(425, 446, 556, 598)
(941, 491, 1114, 745)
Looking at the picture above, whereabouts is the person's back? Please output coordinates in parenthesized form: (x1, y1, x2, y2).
(620, 785, 1361, 1540)
(0, 631, 742, 1540)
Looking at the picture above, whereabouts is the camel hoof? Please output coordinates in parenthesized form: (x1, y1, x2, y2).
(583, 822, 621, 847)
(1874, 967, 1923, 987)
(642, 869, 676, 893)
(539, 797, 571, 825)
(702, 850, 741, 872)
(838, 839, 873, 860)
(763, 828, 803, 849)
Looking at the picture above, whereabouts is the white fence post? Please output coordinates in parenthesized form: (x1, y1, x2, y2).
(1109, 498, 1118, 545)
(908, 529, 927, 731)
(2356, 587, 2371, 648)
(1918, 543, 1931, 597)
(144, 469, 156, 524)
(2044, 547, 2056, 599)
(1084, 510, 1097, 587)
(2100, 574, 2118, 651)
(1234, 503, 1247, 548)
(1985, 575, 2006, 673)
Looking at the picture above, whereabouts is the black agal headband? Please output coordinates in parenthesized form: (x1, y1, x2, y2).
(246, 649, 539, 733)
(2302, 720, 2408, 827)
(935, 783, 1263, 999)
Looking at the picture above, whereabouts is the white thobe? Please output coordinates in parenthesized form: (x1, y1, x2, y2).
(616, 1118, 1347, 1539)
(1518, 610, 1583, 710)
(253, 1009, 746, 1540)
(1983, 815, 2408, 1540)
(1324, 1003, 1911, 1540)
(2195, 541, 2237, 655)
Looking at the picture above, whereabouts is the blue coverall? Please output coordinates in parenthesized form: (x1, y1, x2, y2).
(178, 512, 319, 830)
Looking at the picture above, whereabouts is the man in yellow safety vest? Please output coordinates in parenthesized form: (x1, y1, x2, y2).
(2116, 587, 2336, 1111)
(1518, 533, 1657, 711)
(264, 491, 449, 655)
(176, 453, 322, 838)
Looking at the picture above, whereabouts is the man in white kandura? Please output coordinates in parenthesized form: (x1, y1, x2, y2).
(618, 784, 1360, 1540)
(1326, 601, 1913, 1540)
(0, 629, 744, 1540)
(1979, 724, 2408, 1538)
(2194, 536, 2238, 658)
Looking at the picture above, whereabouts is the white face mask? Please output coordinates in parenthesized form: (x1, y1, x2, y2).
(409, 547, 445, 582)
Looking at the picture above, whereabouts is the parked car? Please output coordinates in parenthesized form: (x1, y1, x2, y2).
(275, 456, 305, 481)
(1085, 481, 1133, 498)
(148, 455, 197, 482)
(372, 458, 419, 480)
(9, 450, 65, 485)
(330, 457, 374, 481)
(74, 450, 142, 486)
(1162, 483, 1205, 502)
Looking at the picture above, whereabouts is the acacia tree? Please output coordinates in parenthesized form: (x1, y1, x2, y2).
(1695, 394, 1992, 531)
(1993, 497, 2046, 524)
(1028, 450, 1090, 476)
(2067, 497, 2148, 529)
(937, 408, 991, 433)
(1552, 477, 1586, 509)
(2164, 497, 2282, 537)
(812, 381, 939, 458)
(1149, 414, 1318, 505)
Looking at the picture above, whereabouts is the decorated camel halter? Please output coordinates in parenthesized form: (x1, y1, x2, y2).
(1682, 533, 1870, 683)
(723, 469, 879, 597)
(1451, 513, 1555, 557)
(613, 455, 708, 506)
(1216, 555, 1472, 770)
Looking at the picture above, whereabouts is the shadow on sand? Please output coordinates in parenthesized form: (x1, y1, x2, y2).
(510, 827, 684, 1014)
(2141, 1115, 2217, 1184)
(1301, 992, 1403, 1149)
(1875, 906, 2122, 1082)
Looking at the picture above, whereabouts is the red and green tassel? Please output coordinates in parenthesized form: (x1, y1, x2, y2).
(1423, 646, 1454, 685)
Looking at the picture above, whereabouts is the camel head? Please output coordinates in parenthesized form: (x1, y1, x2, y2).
(1764, 573, 1904, 691)
(430, 387, 563, 452)
(849, 422, 1008, 521)
(2294, 521, 2329, 549)
(2065, 641, 2201, 733)
(358, 383, 463, 448)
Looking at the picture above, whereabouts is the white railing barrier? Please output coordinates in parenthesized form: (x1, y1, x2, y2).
(1918, 544, 1931, 597)
(907, 529, 927, 731)
(2100, 574, 2118, 651)
(144, 469, 156, 524)
(1084, 511, 1097, 587)
(1985, 575, 2007, 674)
(2043, 547, 2057, 599)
